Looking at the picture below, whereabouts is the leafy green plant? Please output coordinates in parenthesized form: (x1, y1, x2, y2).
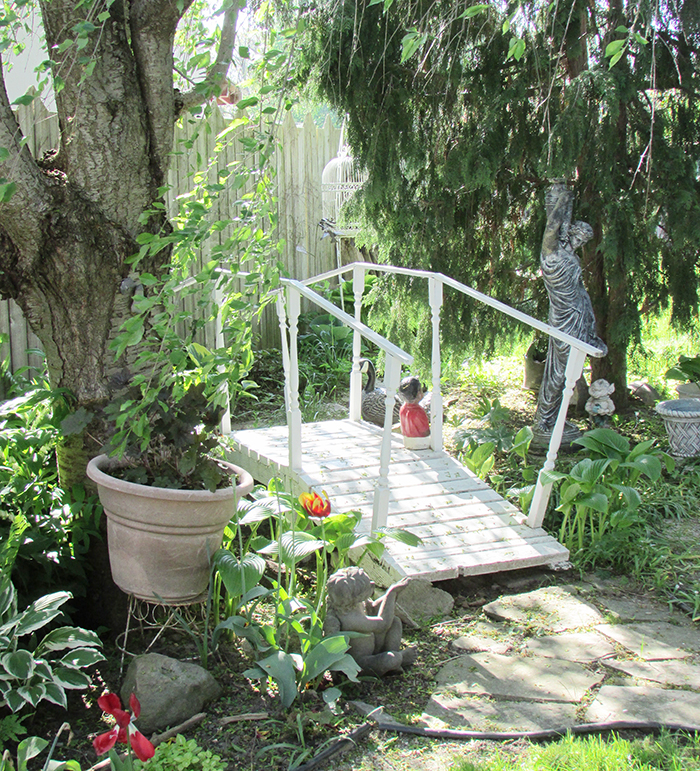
(665, 354, 700, 385)
(454, 397, 516, 454)
(0, 714, 25, 753)
(0, 723, 80, 771)
(541, 428, 673, 558)
(138, 735, 224, 771)
(102, 382, 228, 492)
(298, 314, 355, 398)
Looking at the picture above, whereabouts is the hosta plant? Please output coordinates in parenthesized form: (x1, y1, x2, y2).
(0, 580, 104, 714)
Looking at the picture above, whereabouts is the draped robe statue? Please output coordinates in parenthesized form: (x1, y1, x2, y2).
(533, 183, 607, 445)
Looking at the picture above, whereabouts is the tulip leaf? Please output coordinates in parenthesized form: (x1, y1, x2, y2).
(301, 635, 358, 688)
(378, 527, 423, 546)
(1, 650, 34, 679)
(252, 650, 298, 708)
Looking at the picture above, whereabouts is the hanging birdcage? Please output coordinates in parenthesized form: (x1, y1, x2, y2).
(321, 125, 366, 237)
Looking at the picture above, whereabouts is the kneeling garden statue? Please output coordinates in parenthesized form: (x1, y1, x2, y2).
(323, 566, 418, 677)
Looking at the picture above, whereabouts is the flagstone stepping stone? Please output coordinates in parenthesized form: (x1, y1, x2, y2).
(450, 634, 512, 655)
(422, 691, 578, 732)
(433, 652, 603, 703)
(524, 631, 615, 663)
(483, 586, 603, 632)
(596, 622, 699, 660)
(602, 658, 700, 689)
(596, 596, 675, 623)
(586, 685, 700, 727)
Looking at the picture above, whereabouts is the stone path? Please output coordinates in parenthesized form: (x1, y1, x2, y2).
(418, 582, 700, 732)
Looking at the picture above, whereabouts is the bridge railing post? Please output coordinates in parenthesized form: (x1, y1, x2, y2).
(372, 354, 401, 530)
(429, 276, 443, 452)
(527, 346, 587, 528)
(286, 285, 303, 473)
(349, 264, 365, 421)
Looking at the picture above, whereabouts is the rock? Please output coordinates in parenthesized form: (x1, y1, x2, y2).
(629, 381, 661, 406)
(121, 653, 221, 734)
(396, 579, 454, 626)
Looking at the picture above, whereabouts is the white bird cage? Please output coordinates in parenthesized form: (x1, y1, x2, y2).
(321, 126, 366, 237)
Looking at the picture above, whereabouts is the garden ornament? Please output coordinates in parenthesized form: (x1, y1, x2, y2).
(359, 358, 401, 427)
(398, 376, 431, 449)
(323, 566, 418, 677)
(533, 182, 607, 446)
(585, 379, 616, 427)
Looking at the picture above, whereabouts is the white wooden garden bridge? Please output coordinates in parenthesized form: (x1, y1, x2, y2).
(226, 262, 604, 585)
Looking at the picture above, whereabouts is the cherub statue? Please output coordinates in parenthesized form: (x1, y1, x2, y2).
(323, 566, 418, 677)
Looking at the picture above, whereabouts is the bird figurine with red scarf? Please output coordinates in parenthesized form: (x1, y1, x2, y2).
(398, 376, 430, 440)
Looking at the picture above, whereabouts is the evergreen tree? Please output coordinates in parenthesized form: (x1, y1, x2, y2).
(300, 0, 700, 405)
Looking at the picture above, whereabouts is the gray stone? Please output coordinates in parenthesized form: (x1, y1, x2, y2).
(451, 634, 511, 655)
(422, 691, 578, 732)
(121, 653, 221, 734)
(484, 586, 603, 632)
(586, 685, 700, 727)
(525, 631, 615, 663)
(397, 579, 454, 626)
(597, 596, 673, 623)
(602, 658, 700, 689)
(629, 382, 661, 406)
(433, 652, 603, 703)
(596, 622, 699, 660)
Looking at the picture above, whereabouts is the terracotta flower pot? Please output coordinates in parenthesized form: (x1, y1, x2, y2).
(86, 455, 254, 604)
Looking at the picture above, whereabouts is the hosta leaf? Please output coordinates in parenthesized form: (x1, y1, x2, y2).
(15, 592, 71, 637)
(17, 683, 46, 707)
(4, 687, 25, 712)
(301, 635, 352, 687)
(59, 647, 106, 669)
(378, 528, 423, 546)
(36, 626, 102, 654)
(620, 455, 662, 481)
(1, 649, 35, 679)
(214, 550, 265, 598)
(43, 681, 68, 709)
(254, 650, 298, 708)
(52, 666, 91, 689)
(16, 735, 49, 768)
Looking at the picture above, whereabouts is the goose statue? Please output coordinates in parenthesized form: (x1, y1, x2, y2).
(359, 358, 402, 427)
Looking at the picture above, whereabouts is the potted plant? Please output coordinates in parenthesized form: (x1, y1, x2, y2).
(665, 355, 700, 398)
(87, 381, 254, 604)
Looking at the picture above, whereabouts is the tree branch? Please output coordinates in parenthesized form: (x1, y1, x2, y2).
(0, 60, 52, 260)
(176, 3, 242, 116)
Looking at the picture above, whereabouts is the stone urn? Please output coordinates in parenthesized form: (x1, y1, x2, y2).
(86, 455, 254, 604)
(655, 399, 700, 458)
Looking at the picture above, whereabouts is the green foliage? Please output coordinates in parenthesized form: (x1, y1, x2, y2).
(0, 582, 104, 714)
(300, 0, 700, 388)
(0, 714, 25, 752)
(138, 735, 225, 771)
(542, 428, 673, 560)
(298, 314, 355, 398)
(0, 377, 101, 604)
(665, 354, 700, 385)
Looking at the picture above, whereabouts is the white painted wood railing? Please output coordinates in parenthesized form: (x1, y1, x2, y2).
(284, 262, 605, 532)
(276, 277, 413, 529)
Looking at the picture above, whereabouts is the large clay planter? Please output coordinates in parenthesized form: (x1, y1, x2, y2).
(86, 455, 254, 604)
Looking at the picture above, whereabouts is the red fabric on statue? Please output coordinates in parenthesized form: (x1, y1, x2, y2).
(400, 402, 430, 437)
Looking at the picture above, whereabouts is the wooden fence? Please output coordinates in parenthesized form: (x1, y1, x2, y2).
(1, 101, 343, 379)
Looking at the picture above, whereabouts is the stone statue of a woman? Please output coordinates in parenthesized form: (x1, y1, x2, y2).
(533, 183, 607, 446)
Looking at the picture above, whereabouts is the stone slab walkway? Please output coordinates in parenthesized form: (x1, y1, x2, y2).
(420, 583, 700, 733)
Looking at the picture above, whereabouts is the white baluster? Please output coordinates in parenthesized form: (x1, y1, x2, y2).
(429, 276, 443, 452)
(349, 263, 365, 421)
(372, 355, 400, 531)
(214, 283, 232, 435)
(527, 346, 587, 528)
(287, 286, 303, 472)
(275, 292, 291, 416)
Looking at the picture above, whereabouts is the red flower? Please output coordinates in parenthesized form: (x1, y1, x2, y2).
(299, 491, 331, 519)
(93, 692, 155, 763)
